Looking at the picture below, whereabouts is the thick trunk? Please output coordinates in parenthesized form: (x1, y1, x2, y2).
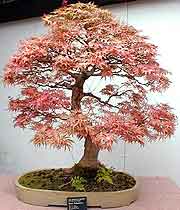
(71, 74, 100, 169)
(71, 75, 87, 110)
(78, 135, 100, 168)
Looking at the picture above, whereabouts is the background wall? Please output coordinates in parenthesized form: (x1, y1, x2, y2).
(1, 0, 180, 185)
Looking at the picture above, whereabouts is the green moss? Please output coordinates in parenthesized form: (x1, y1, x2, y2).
(18, 168, 136, 192)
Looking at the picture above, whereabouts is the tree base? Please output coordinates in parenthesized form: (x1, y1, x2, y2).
(71, 161, 102, 178)
(77, 159, 101, 169)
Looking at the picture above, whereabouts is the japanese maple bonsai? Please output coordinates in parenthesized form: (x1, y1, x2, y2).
(3, 2, 176, 206)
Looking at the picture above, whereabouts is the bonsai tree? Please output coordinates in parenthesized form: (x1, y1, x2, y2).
(4, 3, 176, 171)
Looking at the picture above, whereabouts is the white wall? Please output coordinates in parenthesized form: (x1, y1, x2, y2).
(0, 0, 180, 185)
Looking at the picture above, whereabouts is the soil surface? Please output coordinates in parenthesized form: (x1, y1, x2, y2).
(18, 167, 136, 192)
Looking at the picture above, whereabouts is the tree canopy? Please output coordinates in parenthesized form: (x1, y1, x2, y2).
(4, 3, 176, 153)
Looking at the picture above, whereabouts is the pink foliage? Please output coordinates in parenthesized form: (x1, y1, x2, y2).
(3, 3, 176, 151)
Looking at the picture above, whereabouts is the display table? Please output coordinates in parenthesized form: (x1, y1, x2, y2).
(0, 176, 180, 210)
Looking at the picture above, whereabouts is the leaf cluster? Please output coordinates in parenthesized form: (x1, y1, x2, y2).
(96, 166, 113, 185)
(71, 176, 87, 192)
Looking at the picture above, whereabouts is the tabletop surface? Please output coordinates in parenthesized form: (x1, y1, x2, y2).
(0, 176, 180, 210)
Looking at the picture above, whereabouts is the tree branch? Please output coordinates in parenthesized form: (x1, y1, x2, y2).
(122, 73, 150, 86)
(24, 107, 69, 121)
(37, 82, 72, 90)
(92, 70, 150, 87)
(106, 89, 133, 103)
(66, 70, 80, 79)
(84, 92, 120, 109)
(85, 65, 97, 76)
(75, 37, 88, 46)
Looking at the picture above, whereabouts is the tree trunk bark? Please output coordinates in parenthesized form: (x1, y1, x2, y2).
(78, 135, 100, 169)
(71, 74, 100, 169)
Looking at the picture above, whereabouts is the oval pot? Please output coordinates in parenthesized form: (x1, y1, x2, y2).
(15, 169, 139, 208)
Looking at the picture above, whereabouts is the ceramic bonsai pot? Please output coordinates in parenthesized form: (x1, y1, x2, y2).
(15, 170, 139, 208)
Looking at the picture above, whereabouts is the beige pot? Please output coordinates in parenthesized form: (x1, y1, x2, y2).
(15, 170, 139, 208)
